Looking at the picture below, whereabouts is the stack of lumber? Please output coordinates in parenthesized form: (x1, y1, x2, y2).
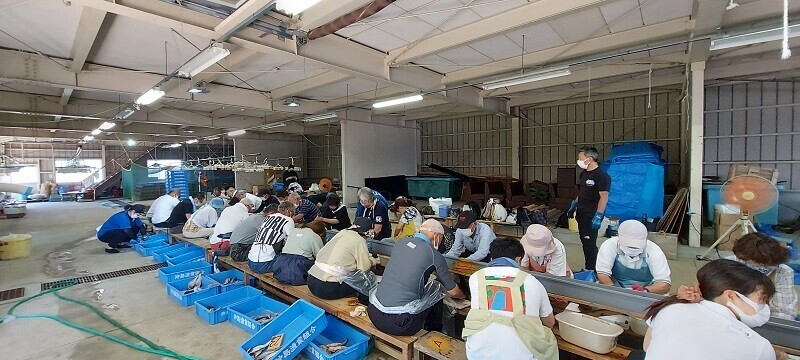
(656, 188, 688, 234)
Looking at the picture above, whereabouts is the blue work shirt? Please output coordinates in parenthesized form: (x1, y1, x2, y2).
(446, 222, 496, 262)
(98, 211, 144, 238)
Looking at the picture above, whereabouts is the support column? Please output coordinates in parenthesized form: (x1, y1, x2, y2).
(510, 116, 521, 179)
(688, 62, 705, 248)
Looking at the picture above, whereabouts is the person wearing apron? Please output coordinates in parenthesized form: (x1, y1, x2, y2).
(596, 220, 671, 294)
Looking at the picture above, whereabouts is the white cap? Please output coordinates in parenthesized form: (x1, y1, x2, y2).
(618, 220, 648, 248)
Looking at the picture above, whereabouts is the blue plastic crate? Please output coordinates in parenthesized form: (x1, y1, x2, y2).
(146, 232, 169, 242)
(227, 295, 290, 334)
(166, 276, 220, 307)
(573, 270, 597, 283)
(152, 244, 191, 262)
(134, 241, 170, 256)
(194, 286, 265, 325)
(302, 315, 370, 360)
(167, 252, 206, 266)
(157, 261, 212, 283)
(204, 269, 250, 293)
(164, 246, 205, 263)
(239, 299, 328, 360)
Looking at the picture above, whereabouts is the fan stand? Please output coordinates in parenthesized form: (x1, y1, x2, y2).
(697, 211, 758, 260)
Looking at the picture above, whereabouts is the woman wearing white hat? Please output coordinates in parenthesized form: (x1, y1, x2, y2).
(520, 224, 572, 278)
(596, 220, 671, 294)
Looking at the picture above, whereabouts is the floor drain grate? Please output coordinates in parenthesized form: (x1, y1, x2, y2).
(0, 287, 25, 301)
(41, 263, 166, 291)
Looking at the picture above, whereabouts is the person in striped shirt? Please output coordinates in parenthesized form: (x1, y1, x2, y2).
(288, 192, 320, 225)
(247, 201, 296, 274)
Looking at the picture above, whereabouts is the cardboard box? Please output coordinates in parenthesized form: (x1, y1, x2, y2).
(727, 164, 779, 184)
(714, 211, 744, 251)
(649, 232, 677, 260)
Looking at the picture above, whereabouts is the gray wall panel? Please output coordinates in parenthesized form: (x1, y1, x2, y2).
(419, 115, 512, 176)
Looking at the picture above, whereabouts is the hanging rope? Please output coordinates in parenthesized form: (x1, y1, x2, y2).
(782, 0, 792, 59)
(647, 64, 653, 109)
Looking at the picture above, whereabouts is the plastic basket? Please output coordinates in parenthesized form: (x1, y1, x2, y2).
(302, 315, 370, 360)
(554, 312, 624, 354)
(164, 246, 205, 263)
(239, 299, 328, 360)
(573, 270, 597, 283)
(204, 269, 250, 293)
(152, 244, 191, 262)
(146, 232, 169, 242)
(157, 261, 212, 283)
(167, 252, 206, 266)
(134, 241, 170, 257)
(194, 286, 265, 325)
(228, 295, 290, 334)
(166, 276, 220, 307)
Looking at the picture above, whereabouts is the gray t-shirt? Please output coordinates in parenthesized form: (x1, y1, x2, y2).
(374, 235, 457, 307)
(230, 214, 265, 245)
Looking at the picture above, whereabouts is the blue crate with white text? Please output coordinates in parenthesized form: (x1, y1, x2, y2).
(194, 286, 265, 325)
(227, 295, 290, 334)
(238, 299, 327, 360)
(157, 261, 212, 283)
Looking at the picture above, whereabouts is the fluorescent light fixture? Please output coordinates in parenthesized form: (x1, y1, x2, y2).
(178, 44, 230, 78)
(127, 139, 136, 146)
(373, 94, 424, 109)
(99, 121, 116, 130)
(168, 143, 182, 148)
(185, 139, 198, 144)
(283, 98, 300, 107)
(204, 136, 220, 141)
(227, 129, 246, 137)
(276, 0, 322, 15)
(117, 108, 135, 119)
(710, 24, 800, 51)
(262, 123, 287, 130)
(83, 135, 94, 141)
(303, 113, 338, 122)
(188, 86, 209, 94)
(135, 88, 165, 105)
(91, 129, 101, 136)
(481, 67, 571, 90)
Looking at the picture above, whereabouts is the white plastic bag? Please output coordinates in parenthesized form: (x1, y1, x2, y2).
(428, 197, 453, 210)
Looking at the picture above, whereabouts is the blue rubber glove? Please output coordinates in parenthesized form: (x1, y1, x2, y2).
(567, 200, 578, 218)
(591, 212, 604, 230)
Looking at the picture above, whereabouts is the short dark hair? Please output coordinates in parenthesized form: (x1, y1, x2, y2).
(490, 238, 525, 261)
(288, 165, 295, 169)
(194, 193, 205, 200)
(578, 146, 599, 160)
(733, 233, 790, 266)
(258, 188, 271, 197)
(327, 193, 341, 207)
(276, 190, 290, 198)
(263, 203, 279, 214)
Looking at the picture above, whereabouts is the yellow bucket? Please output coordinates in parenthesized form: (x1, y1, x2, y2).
(0, 234, 32, 260)
(568, 217, 579, 232)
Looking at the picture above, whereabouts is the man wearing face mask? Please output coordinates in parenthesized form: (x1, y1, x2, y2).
(97, 204, 147, 254)
(446, 210, 497, 262)
(568, 146, 610, 271)
(595, 220, 670, 294)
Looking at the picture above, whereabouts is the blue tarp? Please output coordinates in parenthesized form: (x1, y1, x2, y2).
(601, 142, 666, 222)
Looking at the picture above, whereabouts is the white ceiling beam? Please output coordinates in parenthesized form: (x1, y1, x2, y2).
(297, 0, 374, 31)
(388, 0, 610, 65)
(688, 0, 729, 62)
(271, 72, 351, 100)
(720, 0, 800, 27)
(69, 6, 109, 73)
(444, 17, 695, 84)
(59, 88, 74, 107)
(214, 0, 276, 39)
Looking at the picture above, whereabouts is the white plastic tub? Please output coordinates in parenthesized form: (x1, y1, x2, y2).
(555, 312, 624, 354)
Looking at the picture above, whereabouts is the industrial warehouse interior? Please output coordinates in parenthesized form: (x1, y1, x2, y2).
(1, 0, 800, 359)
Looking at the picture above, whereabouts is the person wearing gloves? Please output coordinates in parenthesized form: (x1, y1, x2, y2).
(596, 220, 671, 294)
(446, 210, 496, 262)
(730, 233, 797, 321)
(633, 259, 779, 360)
(182, 197, 225, 239)
(97, 204, 147, 254)
(369, 219, 466, 336)
(520, 224, 572, 277)
(463, 238, 558, 360)
(567, 146, 610, 271)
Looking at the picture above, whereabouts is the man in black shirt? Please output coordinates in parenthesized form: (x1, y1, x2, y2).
(253, 188, 280, 213)
(317, 193, 351, 230)
(283, 165, 299, 187)
(166, 193, 205, 231)
(567, 146, 610, 270)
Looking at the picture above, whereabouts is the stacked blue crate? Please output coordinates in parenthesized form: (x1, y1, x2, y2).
(165, 170, 191, 200)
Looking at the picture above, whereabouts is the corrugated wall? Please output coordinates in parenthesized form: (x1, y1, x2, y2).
(518, 91, 683, 185)
(305, 132, 342, 180)
(419, 115, 512, 176)
(704, 82, 800, 189)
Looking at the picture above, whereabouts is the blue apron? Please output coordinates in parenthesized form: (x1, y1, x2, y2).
(610, 254, 654, 288)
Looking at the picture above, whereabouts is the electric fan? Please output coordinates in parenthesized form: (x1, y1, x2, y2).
(698, 175, 779, 260)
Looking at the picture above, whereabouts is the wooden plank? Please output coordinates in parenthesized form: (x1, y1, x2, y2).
(667, 190, 687, 233)
(414, 331, 466, 360)
(552, 327, 631, 360)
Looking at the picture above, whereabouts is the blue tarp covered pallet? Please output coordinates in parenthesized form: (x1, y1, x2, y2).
(601, 142, 666, 222)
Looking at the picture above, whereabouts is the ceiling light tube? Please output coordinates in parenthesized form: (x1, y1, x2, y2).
(118, 108, 135, 119)
(135, 88, 165, 105)
(263, 123, 287, 130)
(710, 24, 800, 51)
(276, 0, 322, 15)
(302, 113, 338, 122)
(185, 139, 199, 144)
(373, 94, 424, 109)
(168, 143, 182, 148)
(83, 135, 94, 141)
(204, 136, 221, 141)
(91, 129, 101, 136)
(284, 98, 300, 107)
(228, 129, 247, 137)
(178, 44, 231, 78)
(481, 67, 571, 90)
(99, 121, 116, 130)
(127, 139, 136, 146)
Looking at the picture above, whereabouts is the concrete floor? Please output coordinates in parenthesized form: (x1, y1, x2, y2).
(0, 200, 797, 359)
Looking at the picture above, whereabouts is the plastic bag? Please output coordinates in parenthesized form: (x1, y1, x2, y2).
(336, 266, 379, 296)
(369, 280, 445, 315)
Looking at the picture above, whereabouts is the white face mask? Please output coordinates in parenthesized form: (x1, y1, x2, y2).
(456, 228, 474, 237)
(620, 246, 644, 258)
(130, 213, 139, 219)
(577, 159, 589, 169)
(728, 291, 771, 328)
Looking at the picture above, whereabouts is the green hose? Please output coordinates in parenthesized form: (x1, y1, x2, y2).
(4, 281, 201, 360)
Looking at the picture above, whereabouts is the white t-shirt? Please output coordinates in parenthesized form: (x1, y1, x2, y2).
(248, 213, 294, 263)
(645, 301, 776, 360)
(188, 205, 218, 228)
(245, 193, 262, 212)
(465, 266, 553, 360)
(148, 195, 179, 224)
(596, 237, 671, 284)
(521, 238, 569, 277)
(211, 203, 250, 244)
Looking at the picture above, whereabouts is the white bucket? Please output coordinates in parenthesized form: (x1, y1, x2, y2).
(555, 312, 624, 354)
